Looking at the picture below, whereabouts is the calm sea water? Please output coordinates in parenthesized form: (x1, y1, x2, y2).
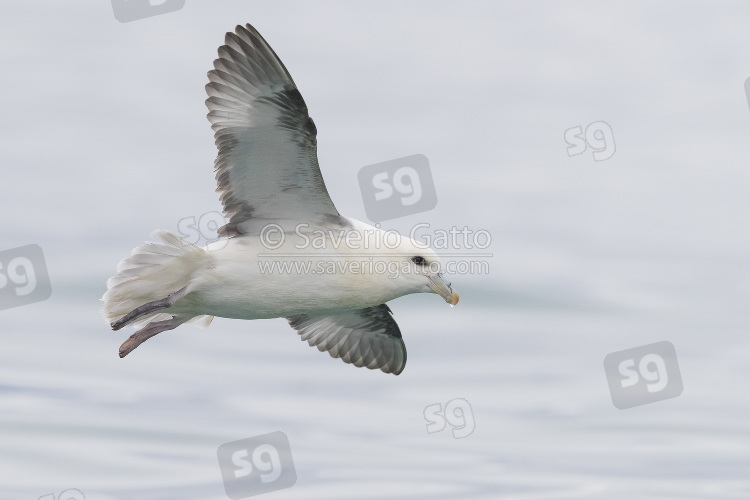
(1, 275, 749, 499)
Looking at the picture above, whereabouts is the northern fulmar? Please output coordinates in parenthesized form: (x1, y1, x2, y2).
(102, 23, 458, 375)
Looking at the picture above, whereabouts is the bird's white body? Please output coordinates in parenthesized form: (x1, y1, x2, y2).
(179, 218, 436, 320)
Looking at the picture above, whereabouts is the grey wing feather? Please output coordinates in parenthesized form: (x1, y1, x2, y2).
(206, 24, 340, 237)
(287, 304, 407, 375)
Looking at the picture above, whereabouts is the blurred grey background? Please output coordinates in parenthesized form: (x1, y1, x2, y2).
(1, 1, 750, 498)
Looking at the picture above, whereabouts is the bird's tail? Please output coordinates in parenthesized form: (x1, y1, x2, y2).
(102, 230, 214, 329)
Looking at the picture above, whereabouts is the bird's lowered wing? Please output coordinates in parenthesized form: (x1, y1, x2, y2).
(287, 304, 407, 375)
(206, 24, 340, 237)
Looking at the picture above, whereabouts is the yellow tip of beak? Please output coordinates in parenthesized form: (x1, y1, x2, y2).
(448, 291, 459, 306)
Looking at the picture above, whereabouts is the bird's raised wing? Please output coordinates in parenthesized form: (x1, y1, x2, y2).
(206, 24, 340, 237)
(287, 305, 407, 375)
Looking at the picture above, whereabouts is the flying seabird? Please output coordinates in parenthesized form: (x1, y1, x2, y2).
(101, 23, 458, 375)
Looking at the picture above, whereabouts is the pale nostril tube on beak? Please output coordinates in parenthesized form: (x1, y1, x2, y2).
(428, 274, 459, 306)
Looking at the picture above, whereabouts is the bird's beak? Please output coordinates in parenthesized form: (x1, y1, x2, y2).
(428, 274, 459, 306)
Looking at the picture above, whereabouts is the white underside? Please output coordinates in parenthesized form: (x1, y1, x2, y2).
(103, 218, 438, 326)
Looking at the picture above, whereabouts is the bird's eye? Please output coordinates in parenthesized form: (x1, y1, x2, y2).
(411, 256, 427, 266)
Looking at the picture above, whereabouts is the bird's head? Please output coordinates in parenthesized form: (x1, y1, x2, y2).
(338, 219, 459, 307)
(378, 232, 459, 306)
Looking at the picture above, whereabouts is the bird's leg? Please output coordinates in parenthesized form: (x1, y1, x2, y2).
(110, 286, 188, 331)
(118, 316, 187, 358)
